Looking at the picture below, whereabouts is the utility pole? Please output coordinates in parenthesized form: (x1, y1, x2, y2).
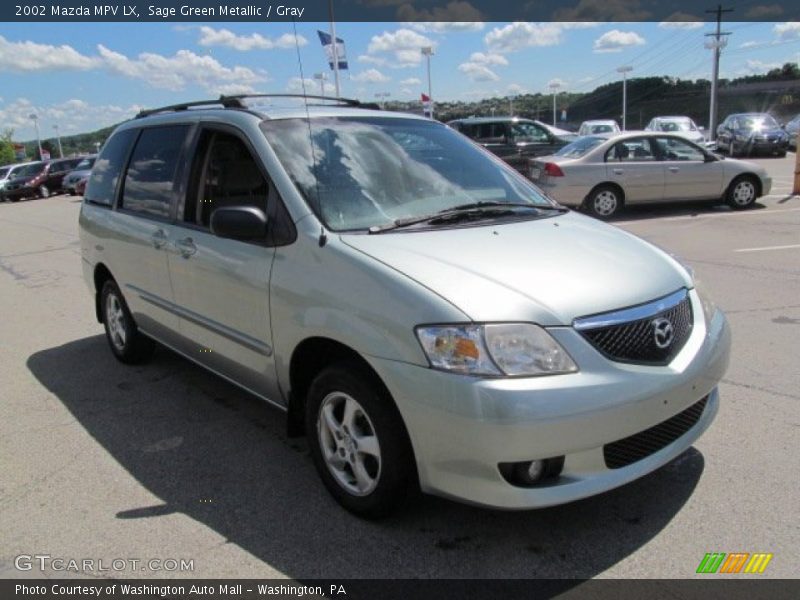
(421, 46, 434, 119)
(617, 65, 633, 131)
(549, 82, 561, 126)
(313, 72, 328, 96)
(705, 5, 732, 142)
(53, 124, 63, 158)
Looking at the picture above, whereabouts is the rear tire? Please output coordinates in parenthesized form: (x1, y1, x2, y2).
(726, 175, 758, 210)
(100, 280, 155, 364)
(585, 185, 623, 219)
(305, 361, 416, 518)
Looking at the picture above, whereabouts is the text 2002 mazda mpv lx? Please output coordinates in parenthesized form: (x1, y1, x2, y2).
(79, 95, 731, 518)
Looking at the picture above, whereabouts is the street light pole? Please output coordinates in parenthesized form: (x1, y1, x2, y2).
(29, 114, 43, 159)
(328, 0, 341, 97)
(549, 82, 561, 126)
(421, 46, 434, 119)
(617, 65, 633, 131)
(705, 5, 733, 141)
(53, 124, 64, 158)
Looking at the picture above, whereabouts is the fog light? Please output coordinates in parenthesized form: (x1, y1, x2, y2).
(498, 456, 565, 488)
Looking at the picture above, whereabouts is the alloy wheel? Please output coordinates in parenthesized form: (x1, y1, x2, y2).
(105, 292, 127, 351)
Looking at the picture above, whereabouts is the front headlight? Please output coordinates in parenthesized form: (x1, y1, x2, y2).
(694, 277, 717, 324)
(416, 323, 578, 377)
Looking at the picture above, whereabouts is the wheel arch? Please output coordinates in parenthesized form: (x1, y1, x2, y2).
(287, 337, 393, 438)
(584, 181, 626, 207)
(93, 263, 115, 323)
(728, 172, 763, 197)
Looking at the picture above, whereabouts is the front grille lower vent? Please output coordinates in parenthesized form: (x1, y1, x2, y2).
(603, 395, 708, 469)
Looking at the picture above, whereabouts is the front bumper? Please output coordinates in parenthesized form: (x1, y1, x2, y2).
(367, 289, 730, 509)
(2, 186, 36, 201)
(737, 138, 789, 153)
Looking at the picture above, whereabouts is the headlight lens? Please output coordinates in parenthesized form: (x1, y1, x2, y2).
(416, 324, 577, 377)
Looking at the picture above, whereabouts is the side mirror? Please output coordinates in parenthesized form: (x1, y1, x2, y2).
(210, 206, 268, 240)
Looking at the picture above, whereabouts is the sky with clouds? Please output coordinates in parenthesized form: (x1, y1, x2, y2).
(1, 20, 799, 139)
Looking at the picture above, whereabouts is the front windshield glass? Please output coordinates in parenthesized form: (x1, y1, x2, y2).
(659, 119, 695, 132)
(740, 115, 779, 130)
(555, 136, 604, 158)
(262, 117, 554, 231)
(15, 162, 45, 177)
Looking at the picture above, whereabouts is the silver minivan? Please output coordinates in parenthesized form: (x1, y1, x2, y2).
(79, 96, 731, 517)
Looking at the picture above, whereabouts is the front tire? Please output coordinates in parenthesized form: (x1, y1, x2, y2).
(726, 176, 758, 210)
(101, 280, 155, 364)
(305, 362, 416, 518)
(585, 185, 623, 219)
(38, 185, 50, 199)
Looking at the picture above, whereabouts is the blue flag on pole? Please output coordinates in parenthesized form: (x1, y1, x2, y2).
(318, 30, 348, 70)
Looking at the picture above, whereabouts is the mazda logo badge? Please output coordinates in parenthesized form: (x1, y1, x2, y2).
(652, 317, 674, 349)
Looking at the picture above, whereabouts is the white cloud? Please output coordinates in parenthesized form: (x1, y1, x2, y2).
(658, 13, 703, 28)
(366, 28, 435, 67)
(739, 41, 764, 49)
(485, 22, 566, 53)
(400, 77, 422, 85)
(468, 52, 508, 66)
(593, 30, 646, 53)
(743, 59, 782, 74)
(286, 77, 316, 93)
(350, 68, 391, 84)
(97, 45, 266, 93)
(774, 22, 800, 41)
(197, 27, 306, 51)
(547, 78, 567, 88)
(357, 54, 387, 66)
(457, 62, 499, 82)
(406, 22, 485, 33)
(1, 97, 142, 140)
(0, 35, 97, 71)
(507, 83, 526, 94)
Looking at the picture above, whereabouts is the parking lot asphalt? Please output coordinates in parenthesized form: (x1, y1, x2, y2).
(1, 154, 798, 582)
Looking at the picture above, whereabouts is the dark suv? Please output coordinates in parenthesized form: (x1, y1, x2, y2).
(2, 157, 83, 201)
(447, 117, 574, 174)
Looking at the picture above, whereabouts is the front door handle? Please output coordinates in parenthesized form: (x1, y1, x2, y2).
(668, 166, 680, 173)
(175, 237, 197, 259)
(151, 229, 167, 249)
(612, 168, 624, 175)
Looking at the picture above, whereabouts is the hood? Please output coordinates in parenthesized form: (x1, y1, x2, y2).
(341, 211, 691, 326)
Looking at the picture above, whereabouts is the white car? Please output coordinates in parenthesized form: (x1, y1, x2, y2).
(578, 120, 620, 136)
(645, 116, 706, 145)
(530, 132, 771, 219)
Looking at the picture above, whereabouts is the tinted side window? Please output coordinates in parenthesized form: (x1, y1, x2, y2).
(121, 125, 189, 218)
(185, 131, 268, 229)
(85, 129, 137, 207)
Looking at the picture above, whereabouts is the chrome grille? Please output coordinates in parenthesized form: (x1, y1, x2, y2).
(574, 289, 693, 365)
(604, 395, 708, 469)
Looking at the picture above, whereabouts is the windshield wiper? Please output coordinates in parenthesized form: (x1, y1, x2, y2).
(368, 202, 564, 234)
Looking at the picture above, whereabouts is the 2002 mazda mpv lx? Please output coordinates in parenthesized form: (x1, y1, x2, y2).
(79, 95, 731, 517)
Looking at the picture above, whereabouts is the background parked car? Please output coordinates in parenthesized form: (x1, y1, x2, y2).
(784, 113, 800, 150)
(716, 113, 789, 157)
(2, 157, 83, 201)
(529, 132, 771, 219)
(577, 120, 621, 136)
(63, 155, 97, 195)
(0, 161, 37, 195)
(645, 116, 706, 145)
(447, 116, 574, 173)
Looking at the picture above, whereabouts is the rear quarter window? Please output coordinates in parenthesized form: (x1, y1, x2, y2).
(84, 129, 137, 207)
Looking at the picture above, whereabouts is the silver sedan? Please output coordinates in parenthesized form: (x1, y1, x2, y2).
(530, 132, 772, 219)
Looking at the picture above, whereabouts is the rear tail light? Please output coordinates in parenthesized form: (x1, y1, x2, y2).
(543, 162, 565, 177)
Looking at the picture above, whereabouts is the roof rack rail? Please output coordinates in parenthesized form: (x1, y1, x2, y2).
(218, 93, 381, 110)
(135, 94, 382, 119)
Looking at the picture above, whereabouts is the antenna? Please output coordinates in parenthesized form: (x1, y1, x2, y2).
(291, 19, 327, 247)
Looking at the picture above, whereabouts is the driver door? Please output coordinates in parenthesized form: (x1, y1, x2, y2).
(654, 136, 724, 200)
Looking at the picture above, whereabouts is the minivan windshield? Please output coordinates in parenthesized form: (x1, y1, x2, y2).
(262, 117, 555, 231)
(555, 136, 605, 158)
(658, 118, 696, 132)
(15, 162, 45, 177)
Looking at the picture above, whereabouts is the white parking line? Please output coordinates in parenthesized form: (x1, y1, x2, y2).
(734, 244, 800, 253)
(616, 207, 800, 225)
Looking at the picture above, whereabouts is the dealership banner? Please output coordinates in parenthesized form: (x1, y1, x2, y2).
(3, 579, 800, 600)
(2, 0, 799, 22)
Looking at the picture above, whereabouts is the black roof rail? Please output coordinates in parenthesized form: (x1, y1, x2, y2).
(218, 93, 381, 110)
(135, 94, 382, 120)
